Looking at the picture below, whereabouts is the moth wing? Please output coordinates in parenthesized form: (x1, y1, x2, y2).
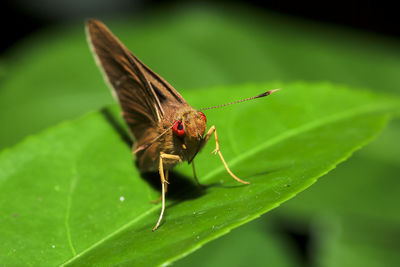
(132, 49, 190, 117)
(86, 19, 188, 142)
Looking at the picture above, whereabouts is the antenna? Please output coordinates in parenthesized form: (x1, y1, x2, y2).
(133, 122, 177, 154)
(198, 89, 280, 111)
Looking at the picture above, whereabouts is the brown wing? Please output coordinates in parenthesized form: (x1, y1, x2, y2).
(86, 19, 188, 142)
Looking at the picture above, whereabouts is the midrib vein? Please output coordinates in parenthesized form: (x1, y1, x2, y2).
(60, 102, 391, 266)
(201, 103, 391, 181)
(65, 164, 79, 257)
(61, 205, 159, 266)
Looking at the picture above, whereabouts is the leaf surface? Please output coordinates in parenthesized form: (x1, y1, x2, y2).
(0, 82, 398, 266)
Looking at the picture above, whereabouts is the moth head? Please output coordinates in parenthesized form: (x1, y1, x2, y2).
(172, 110, 207, 140)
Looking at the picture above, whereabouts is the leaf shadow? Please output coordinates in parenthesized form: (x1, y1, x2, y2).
(246, 168, 285, 179)
(141, 171, 206, 201)
(100, 107, 133, 148)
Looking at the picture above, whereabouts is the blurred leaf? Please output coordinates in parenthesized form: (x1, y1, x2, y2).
(2, 6, 400, 149)
(1, 82, 398, 266)
(360, 119, 400, 165)
(313, 215, 400, 267)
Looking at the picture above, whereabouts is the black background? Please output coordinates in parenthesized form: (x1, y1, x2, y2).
(1, 0, 399, 54)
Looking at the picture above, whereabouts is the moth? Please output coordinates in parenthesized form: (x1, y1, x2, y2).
(86, 19, 279, 231)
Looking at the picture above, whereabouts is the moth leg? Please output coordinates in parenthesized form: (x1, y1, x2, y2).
(152, 153, 180, 231)
(150, 171, 168, 204)
(203, 125, 250, 185)
(164, 170, 169, 193)
(191, 160, 204, 187)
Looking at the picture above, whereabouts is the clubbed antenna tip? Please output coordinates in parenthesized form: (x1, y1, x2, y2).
(198, 88, 280, 111)
(257, 88, 280, 98)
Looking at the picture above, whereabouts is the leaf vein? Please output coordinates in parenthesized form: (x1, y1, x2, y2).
(65, 165, 79, 257)
(201, 103, 391, 182)
(60, 205, 159, 266)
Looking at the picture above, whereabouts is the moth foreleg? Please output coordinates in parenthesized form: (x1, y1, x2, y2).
(152, 153, 180, 231)
(203, 126, 250, 185)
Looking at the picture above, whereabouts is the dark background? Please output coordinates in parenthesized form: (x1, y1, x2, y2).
(1, 0, 399, 55)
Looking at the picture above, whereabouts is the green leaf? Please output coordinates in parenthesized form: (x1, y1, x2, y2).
(2, 7, 400, 149)
(313, 215, 400, 267)
(276, 118, 400, 266)
(174, 218, 297, 267)
(0, 82, 398, 266)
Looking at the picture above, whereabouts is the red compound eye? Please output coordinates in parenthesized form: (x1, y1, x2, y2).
(198, 111, 207, 122)
(172, 120, 185, 137)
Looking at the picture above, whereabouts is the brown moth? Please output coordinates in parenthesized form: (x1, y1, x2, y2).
(86, 19, 279, 231)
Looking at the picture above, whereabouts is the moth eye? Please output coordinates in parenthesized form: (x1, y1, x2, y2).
(172, 120, 185, 137)
(198, 111, 207, 122)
